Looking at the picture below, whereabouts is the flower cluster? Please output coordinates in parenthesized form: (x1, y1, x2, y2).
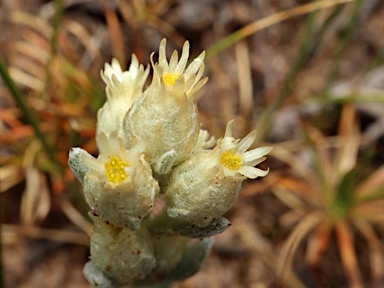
(69, 39, 271, 287)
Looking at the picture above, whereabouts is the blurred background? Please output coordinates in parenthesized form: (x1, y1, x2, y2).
(1, 0, 384, 287)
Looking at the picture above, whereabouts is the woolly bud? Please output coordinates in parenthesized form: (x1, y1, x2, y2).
(165, 121, 271, 226)
(80, 131, 159, 230)
(89, 214, 155, 284)
(97, 56, 149, 144)
(124, 39, 207, 174)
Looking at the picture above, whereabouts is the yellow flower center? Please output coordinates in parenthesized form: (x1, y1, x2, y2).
(105, 156, 129, 184)
(163, 72, 180, 86)
(220, 149, 243, 170)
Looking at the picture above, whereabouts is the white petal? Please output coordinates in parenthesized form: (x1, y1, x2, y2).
(243, 147, 272, 162)
(189, 77, 208, 98)
(236, 130, 257, 153)
(108, 130, 120, 155)
(184, 51, 205, 76)
(111, 58, 122, 74)
(159, 39, 167, 63)
(168, 50, 179, 71)
(176, 40, 190, 73)
(238, 165, 269, 179)
(118, 137, 127, 156)
(128, 54, 140, 77)
(225, 120, 235, 138)
(220, 138, 236, 152)
(246, 156, 267, 167)
(97, 132, 109, 154)
(82, 152, 101, 172)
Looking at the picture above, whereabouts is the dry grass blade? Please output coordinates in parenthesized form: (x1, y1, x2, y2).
(353, 201, 384, 224)
(147, 15, 186, 47)
(11, 41, 49, 68)
(236, 41, 253, 134)
(10, 55, 46, 80)
(10, 11, 53, 38)
(306, 222, 331, 265)
(232, 220, 306, 288)
(274, 176, 322, 204)
(335, 220, 363, 288)
(353, 219, 383, 285)
(336, 104, 360, 179)
(60, 196, 93, 236)
(8, 67, 45, 91)
(0, 165, 24, 193)
(271, 145, 319, 184)
(278, 211, 323, 285)
(101, 0, 125, 66)
(2, 224, 89, 246)
(272, 188, 308, 213)
(355, 165, 384, 199)
(20, 167, 51, 225)
(206, 0, 355, 58)
(62, 19, 103, 68)
(303, 123, 337, 198)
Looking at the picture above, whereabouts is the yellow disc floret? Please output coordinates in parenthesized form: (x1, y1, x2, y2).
(105, 156, 130, 184)
(163, 72, 180, 86)
(220, 149, 244, 171)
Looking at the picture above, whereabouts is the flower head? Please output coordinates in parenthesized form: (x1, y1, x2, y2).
(81, 131, 159, 230)
(165, 120, 272, 226)
(97, 56, 149, 144)
(101, 56, 149, 104)
(123, 40, 206, 174)
(218, 120, 272, 179)
(151, 39, 208, 98)
(83, 131, 143, 189)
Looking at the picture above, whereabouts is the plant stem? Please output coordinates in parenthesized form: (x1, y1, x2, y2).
(0, 195, 4, 288)
(205, 0, 354, 60)
(256, 6, 319, 140)
(0, 56, 56, 164)
(322, 0, 364, 98)
(41, 0, 63, 99)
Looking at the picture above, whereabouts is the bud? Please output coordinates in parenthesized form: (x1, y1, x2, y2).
(165, 120, 272, 226)
(89, 214, 155, 284)
(81, 131, 159, 230)
(97, 56, 149, 143)
(124, 39, 207, 174)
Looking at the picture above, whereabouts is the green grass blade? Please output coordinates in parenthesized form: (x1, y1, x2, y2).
(41, 0, 64, 99)
(0, 56, 56, 164)
(322, 0, 364, 98)
(256, 7, 319, 140)
(205, 0, 355, 60)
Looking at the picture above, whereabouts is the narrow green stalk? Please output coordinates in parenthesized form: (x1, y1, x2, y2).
(205, 0, 354, 60)
(322, 0, 364, 98)
(42, 0, 63, 99)
(0, 195, 4, 288)
(0, 56, 55, 163)
(256, 8, 319, 140)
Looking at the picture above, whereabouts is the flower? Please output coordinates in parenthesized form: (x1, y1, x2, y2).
(218, 120, 272, 179)
(97, 56, 149, 144)
(123, 39, 206, 174)
(153, 39, 207, 98)
(81, 131, 159, 230)
(101, 56, 149, 105)
(165, 120, 271, 226)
